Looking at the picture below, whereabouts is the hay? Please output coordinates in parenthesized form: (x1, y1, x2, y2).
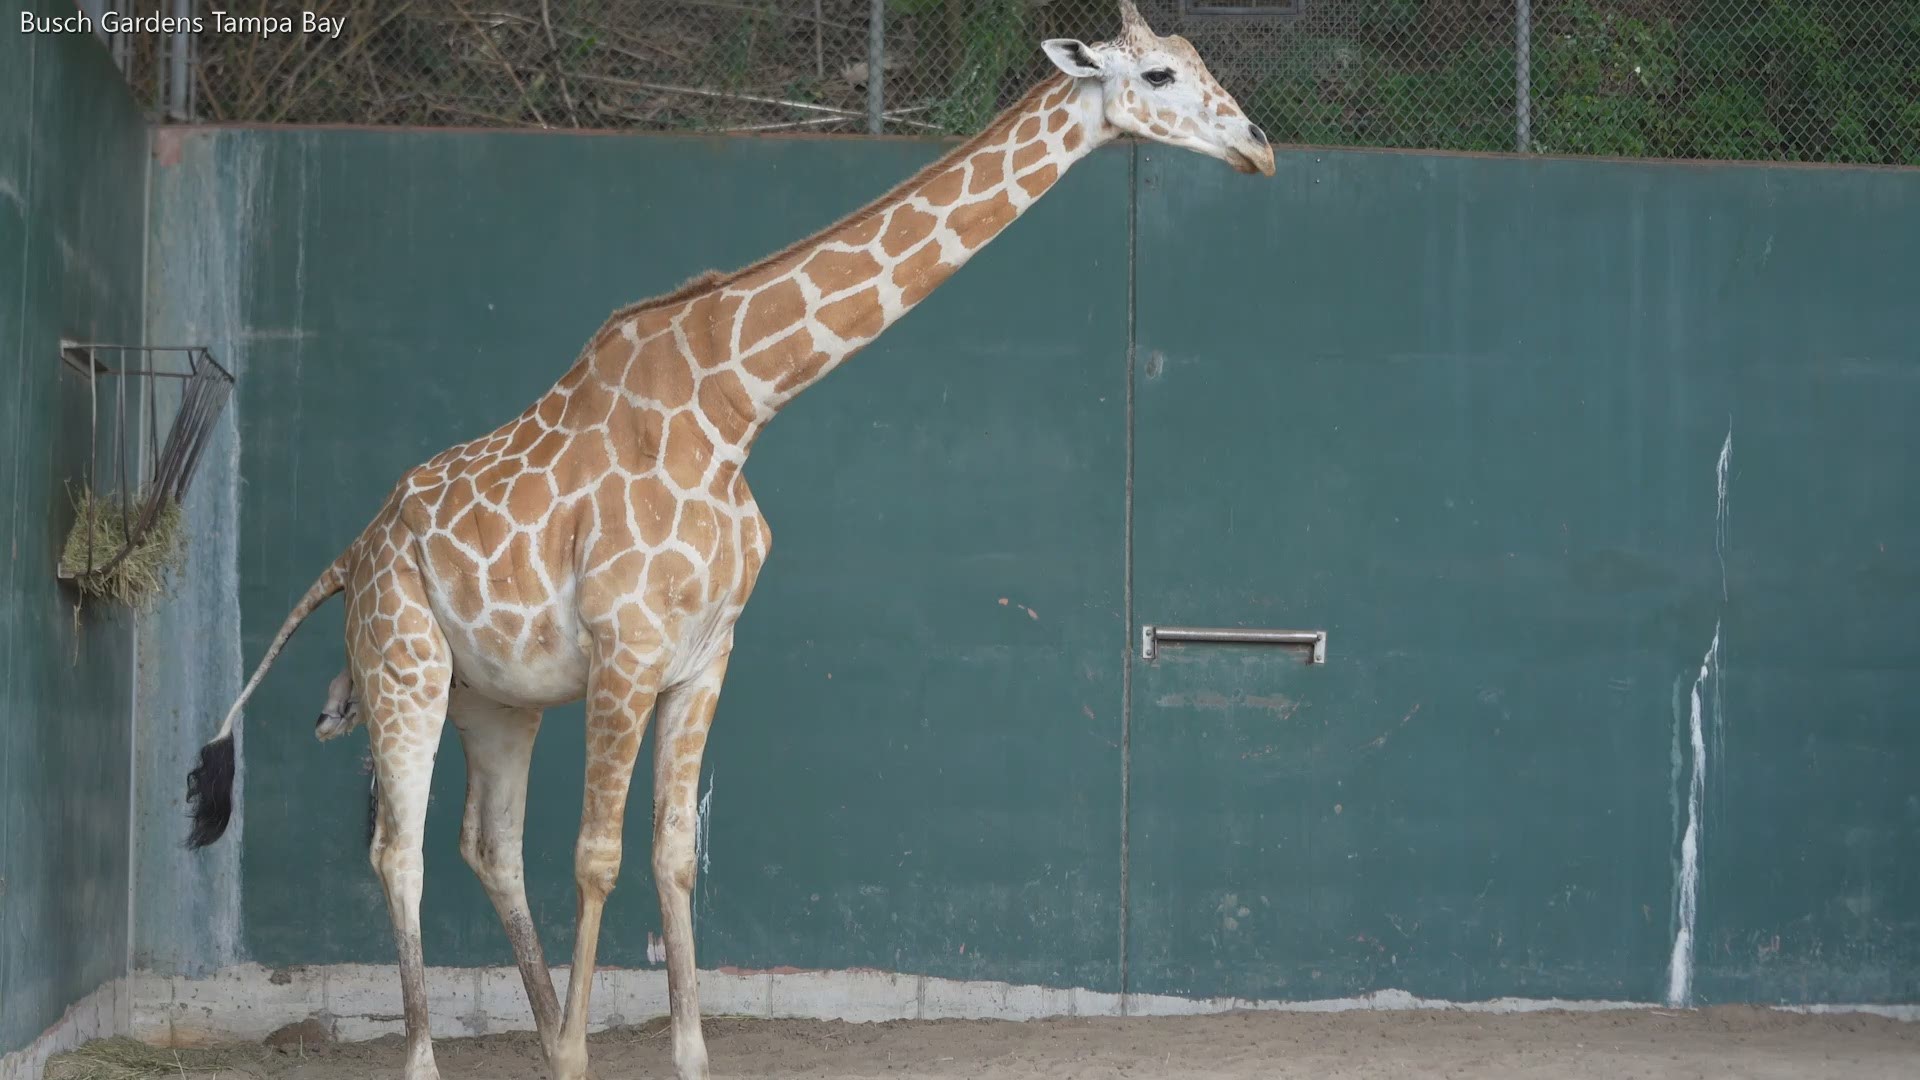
(57, 486, 187, 609)
(42, 1037, 240, 1080)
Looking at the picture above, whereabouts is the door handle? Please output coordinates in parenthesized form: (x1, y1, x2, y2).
(1140, 625, 1328, 665)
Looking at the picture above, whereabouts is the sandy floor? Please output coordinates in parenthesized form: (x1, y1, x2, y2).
(52, 1008, 1920, 1079)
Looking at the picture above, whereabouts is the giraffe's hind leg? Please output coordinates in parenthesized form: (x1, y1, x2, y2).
(355, 568, 453, 1080)
(451, 690, 563, 1056)
(650, 652, 731, 1080)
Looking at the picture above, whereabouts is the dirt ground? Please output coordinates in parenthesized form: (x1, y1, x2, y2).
(53, 1008, 1920, 1080)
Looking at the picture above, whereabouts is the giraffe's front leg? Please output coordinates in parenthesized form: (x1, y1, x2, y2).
(552, 652, 659, 1080)
(651, 651, 732, 1080)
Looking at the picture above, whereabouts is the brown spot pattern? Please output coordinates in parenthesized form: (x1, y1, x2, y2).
(840, 214, 885, 247)
(697, 371, 756, 444)
(641, 342, 695, 408)
(802, 248, 883, 294)
(560, 377, 616, 431)
(740, 279, 805, 353)
(663, 411, 713, 490)
(1017, 164, 1059, 199)
(918, 167, 966, 207)
(818, 288, 885, 342)
(773, 350, 833, 395)
(610, 408, 666, 474)
(880, 207, 937, 257)
(628, 476, 675, 545)
(891, 243, 948, 308)
(954, 192, 1018, 248)
(966, 153, 1006, 195)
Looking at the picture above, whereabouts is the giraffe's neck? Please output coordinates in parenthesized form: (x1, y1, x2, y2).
(616, 73, 1107, 446)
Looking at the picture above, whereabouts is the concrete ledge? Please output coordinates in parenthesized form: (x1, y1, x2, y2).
(120, 961, 1920, 1048)
(13, 960, 1910, 1072)
(0, 980, 129, 1080)
(1780, 1003, 1920, 1022)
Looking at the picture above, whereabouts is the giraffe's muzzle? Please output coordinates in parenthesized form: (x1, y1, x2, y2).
(1230, 120, 1277, 177)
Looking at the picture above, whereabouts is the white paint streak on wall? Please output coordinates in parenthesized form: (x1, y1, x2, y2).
(1668, 673, 1686, 894)
(693, 770, 714, 936)
(1667, 625, 1718, 1007)
(1711, 424, 1731, 769)
(54, 232, 113, 300)
(1667, 428, 1734, 1008)
(1715, 425, 1732, 599)
(0, 174, 22, 210)
(697, 771, 714, 876)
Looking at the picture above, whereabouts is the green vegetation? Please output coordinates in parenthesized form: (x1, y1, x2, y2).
(170, 0, 1919, 164)
(1250, 0, 1920, 163)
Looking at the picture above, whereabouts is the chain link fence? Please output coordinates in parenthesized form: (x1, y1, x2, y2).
(110, 0, 1920, 164)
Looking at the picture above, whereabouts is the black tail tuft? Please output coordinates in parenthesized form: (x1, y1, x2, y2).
(185, 736, 237, 848)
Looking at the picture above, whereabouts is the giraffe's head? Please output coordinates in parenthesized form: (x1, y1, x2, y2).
(1041, 0, 1274, 177)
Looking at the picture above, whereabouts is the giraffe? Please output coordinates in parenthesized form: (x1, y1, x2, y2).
(183, 4, 1273, 1078)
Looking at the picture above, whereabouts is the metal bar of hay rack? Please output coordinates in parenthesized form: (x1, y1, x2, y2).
(56, 342, 234, 606)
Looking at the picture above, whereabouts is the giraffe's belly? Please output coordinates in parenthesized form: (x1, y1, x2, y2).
(408, 487, 768, 710)
(436, 598, 594, 710)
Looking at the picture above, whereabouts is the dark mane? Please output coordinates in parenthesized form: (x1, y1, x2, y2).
(589, 72, 1075, 344)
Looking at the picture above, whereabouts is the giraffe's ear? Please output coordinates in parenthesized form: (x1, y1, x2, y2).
(1042, 39, 1106, 79)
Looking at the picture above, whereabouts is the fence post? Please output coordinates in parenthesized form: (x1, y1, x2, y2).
(167, 0, 193, 120)
(867, 0, 886, 134)
(1515, 0, 1532, 153)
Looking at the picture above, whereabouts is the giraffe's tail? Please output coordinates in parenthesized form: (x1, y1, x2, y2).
(186, 553, 351, 849)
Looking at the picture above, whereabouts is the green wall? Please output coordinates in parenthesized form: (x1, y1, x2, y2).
(1129, 149, 1920, 1006)
(140, 128, 1919, 1007)
(0, 11, 149, 1060)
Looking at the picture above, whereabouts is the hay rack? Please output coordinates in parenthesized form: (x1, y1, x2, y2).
(55, 342, 234, 600)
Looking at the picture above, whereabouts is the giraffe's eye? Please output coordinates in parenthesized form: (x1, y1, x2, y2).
(1143, 68, 1175, 88)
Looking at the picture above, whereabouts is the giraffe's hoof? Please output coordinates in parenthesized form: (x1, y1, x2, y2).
(673, 1046, 710, 1080)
